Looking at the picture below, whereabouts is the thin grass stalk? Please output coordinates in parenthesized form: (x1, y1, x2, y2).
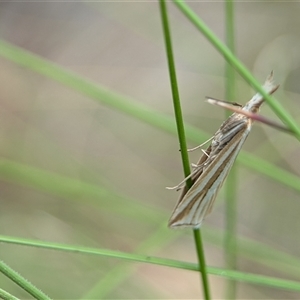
(0, 288, 20, 300)
(159, 0, 190, 180)
(2, 235, 300, 292)
(0, 261, 51, 300)
(159, 1, 210, 298)
(224, 0, 237, 299)
(193, 230, 211, 299)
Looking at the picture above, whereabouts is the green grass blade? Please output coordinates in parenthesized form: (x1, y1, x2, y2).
(0, 261, 51, 300)
(159, 1, 210, 298)
(1, 235, 300, 293)
(0, 288, 20, 300)
(159, 0, 190, 179)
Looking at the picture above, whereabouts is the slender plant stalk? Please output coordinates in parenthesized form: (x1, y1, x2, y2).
(224, 0, 237, 299)
(2, 235, 300, 292)
(0, 288, 20, 300)
(159, 0, 190, 180)
(0, 261, 51, 300)
(193, 230, 211, 299)
(159, 1, 210, 299)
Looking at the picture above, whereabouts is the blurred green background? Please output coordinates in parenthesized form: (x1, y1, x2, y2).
(0, 1, 300, 299)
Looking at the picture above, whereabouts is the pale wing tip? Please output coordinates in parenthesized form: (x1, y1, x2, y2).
(168, 218, 202, 229)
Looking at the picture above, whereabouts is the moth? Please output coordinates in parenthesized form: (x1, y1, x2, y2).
(168, 72, 280, 229)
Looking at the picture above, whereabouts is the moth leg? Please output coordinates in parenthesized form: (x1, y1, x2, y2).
(166, 164, 204, 191)
(166, 173, 194, 190)
(201, 149, 210, 157)
(187, 136, 214, 152)
(191, 162, 206, 171)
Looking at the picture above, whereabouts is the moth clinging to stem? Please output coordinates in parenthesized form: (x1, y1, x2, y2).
(168, 72, 280, 229)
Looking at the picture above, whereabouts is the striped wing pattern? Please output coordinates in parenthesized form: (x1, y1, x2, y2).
(168, 120, 251, 228)
(168, 72, 279, 229)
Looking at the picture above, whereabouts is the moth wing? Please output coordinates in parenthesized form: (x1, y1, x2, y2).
(168, 127, 250, 229)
